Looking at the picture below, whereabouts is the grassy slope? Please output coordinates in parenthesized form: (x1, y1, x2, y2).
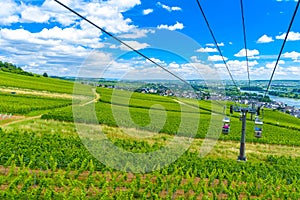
(0, 70, 75, 94)
(0, 71, 93, 116)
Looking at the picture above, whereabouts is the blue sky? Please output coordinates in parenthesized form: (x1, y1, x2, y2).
(0, 0, 300, 80)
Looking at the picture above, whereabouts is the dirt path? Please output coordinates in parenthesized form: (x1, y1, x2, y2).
(0, 87, 73, 99)
(0, 115, 42, 128)
(173, 99, 200, 110)
(0, 88, 100, 128)
(80, 88, 100, 106)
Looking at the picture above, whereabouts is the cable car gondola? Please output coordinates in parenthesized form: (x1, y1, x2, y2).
(254, 117, 263, 138)
(222, 117, 230, 134)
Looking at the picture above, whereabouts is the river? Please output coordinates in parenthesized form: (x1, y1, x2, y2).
(241, 90, 300, 109)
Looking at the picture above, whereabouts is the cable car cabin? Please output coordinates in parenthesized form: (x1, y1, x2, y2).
(222, 117, 230, 134)
(233, 106, 241, 112)
(254, 118, 263, 138)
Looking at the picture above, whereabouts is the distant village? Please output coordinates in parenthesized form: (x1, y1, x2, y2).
(98, 82, 300, 119)
(224, 96, 300, 119)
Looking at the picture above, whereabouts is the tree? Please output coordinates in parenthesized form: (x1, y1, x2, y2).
(43, 72, 48, 77)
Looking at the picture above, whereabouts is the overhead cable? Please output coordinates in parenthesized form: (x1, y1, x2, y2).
(54, 0, 193, 88)
(240, 0, 251, 91)
(195, 0, 240, 92)
(264, 0, 300, 99)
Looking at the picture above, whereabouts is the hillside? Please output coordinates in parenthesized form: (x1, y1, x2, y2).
(0, 70, 75, 94)
(0, 71, 299, 198)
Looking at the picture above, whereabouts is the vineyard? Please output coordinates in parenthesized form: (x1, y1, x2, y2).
(0, 93, 72, 115)
(43, 87, 300, 146)
(0, 72, 300, 198)
(0, 125, 300, 199)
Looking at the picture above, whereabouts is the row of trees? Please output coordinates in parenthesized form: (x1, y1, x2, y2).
(0, 61, 48, 77)
(269, 90, 299, 99)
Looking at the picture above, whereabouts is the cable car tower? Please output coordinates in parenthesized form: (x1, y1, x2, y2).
(232, 106, 257, 161)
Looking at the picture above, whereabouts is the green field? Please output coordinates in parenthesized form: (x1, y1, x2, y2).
(0, 71, 300, 199)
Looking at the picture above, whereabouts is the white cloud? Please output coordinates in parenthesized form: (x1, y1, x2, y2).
(88, 52, 222, 80)
(215, 60, 259, 78)
(145, 57, 166, 66)
(75, 51, 117, 78)
(190, 56, 201, 63)
(257, 34, 274, 43)
(156, 2, 182, 12)
(109, 44, 118, 49)
(119, 29, 155, 39)
(170, 7, 181, 11)
(100, 57, 166, 80)
(206, 43, 215, 47)
(157, 22, 184, 31)
(276, 31, 300, 41)
(168, 62, 180, 69)
(1, 0, 140, 34)
(105, 57, 299, 81)
(0, 26, 109, 76)
(143, 9, 153, 15)
(215, 60, 258, 69)
(107, 0, 141, 11)
(119, 41, 150, 51)
(0, 28, 32, 41)
(282, 51, 300, 61)
(205, 42, 223, 47)
(21, 0, 79, 26)
(263, 60, 287, 76)
(0, 0, 152, 77)
(234, 49, 260, 59)
(285, 66, 300, 75)
(208, 55, 228, 62)
(168, 63, 201, 79)
(20, 6, 50, 23)
(38, 26, 102, 48)
(181, 62, 220, 80)
(196, 47, 218, 53)
(0, 0, 20, 25)
(265, 60, 285, 69)
(78, 1, 137, 34)
(106, 57, 219, 80)
(249, 66, 284, 79)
